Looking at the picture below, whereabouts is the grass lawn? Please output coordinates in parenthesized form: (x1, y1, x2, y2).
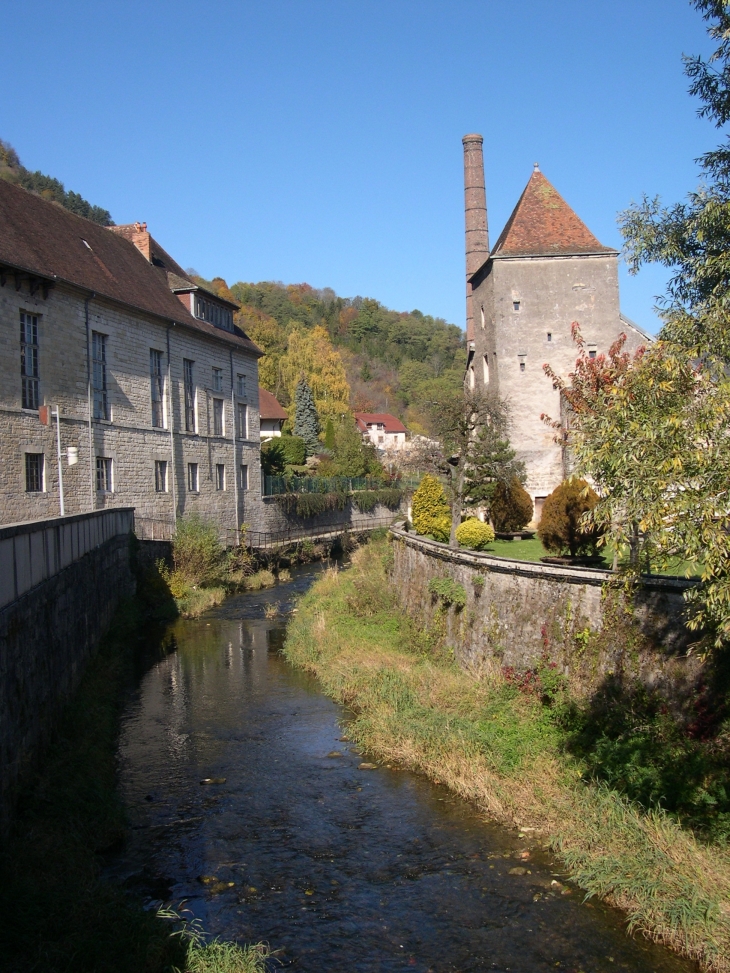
(482, 536, 701, 577)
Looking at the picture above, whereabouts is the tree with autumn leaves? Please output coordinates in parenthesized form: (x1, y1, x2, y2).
(543, 2, 730, 649)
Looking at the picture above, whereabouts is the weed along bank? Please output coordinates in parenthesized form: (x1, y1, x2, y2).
(389, 525, 700, 696)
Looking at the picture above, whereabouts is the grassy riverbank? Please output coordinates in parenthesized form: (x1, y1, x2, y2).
(0, 592, 267, 973)
(283, 539, 730, 973)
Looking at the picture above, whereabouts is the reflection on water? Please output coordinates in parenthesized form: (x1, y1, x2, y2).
(112, 564, 696, 972)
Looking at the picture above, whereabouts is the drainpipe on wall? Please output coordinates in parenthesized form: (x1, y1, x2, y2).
(230, 349, 240, 543)
(167, 324, 177, 527)
(85, 292, 96, 511)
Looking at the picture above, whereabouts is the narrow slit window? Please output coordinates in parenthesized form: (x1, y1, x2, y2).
(187, 462, 199, 492)
(240, 464, 249, 491)
(92, 332, 109, 420)
(150, 349, 164, 427)
(213, 397, 224, 436)
(20, 311, 40, 410)
(154, 459, 168, 493)
(96, 456, 112, 492)
(215, 463, 225, 491)
(547, 332, 552, 342)
(25, 452, 44, 492)
(184, 359, 196, 432)
(237, 402, 248, 439)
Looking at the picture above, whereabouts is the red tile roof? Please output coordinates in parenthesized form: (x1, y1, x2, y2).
(354, 412, 408, 434)
(0, 180, 261, 355)
(258, 387, 288, 420)
(490, 169, 616, 259)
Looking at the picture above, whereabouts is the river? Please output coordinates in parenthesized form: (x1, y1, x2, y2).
(109, 562, 696, 972)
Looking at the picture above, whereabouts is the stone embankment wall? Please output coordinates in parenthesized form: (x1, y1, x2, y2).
(390, 527, 701, 698)
(0, 508, 135, 832)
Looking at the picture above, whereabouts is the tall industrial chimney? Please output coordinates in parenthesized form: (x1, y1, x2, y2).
(462, 134, 489, 340)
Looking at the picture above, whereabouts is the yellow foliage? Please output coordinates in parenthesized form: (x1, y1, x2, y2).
(279, 325, 351, 421)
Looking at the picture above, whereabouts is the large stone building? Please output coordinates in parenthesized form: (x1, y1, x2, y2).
(462, 134, 650, 519)
(0, 179, 266, 535)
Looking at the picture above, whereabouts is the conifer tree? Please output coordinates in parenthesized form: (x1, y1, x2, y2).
(293, 378, 321, 456)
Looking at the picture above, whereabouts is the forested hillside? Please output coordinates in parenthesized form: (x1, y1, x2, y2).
(0, 140, 464, 431)
(198, 277, 466, 434)
(0, 139, 114, 226)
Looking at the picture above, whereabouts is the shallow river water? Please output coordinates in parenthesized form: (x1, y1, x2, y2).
(110, 564, 697, 973)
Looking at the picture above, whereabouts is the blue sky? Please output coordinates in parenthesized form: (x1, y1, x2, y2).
(1, 0, 717, 334)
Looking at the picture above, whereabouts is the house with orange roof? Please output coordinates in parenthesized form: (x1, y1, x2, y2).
(462, 135, 651, 521)
(355, 412, 408, 451)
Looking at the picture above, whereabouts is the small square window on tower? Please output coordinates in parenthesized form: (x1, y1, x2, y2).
(547, 332, 552, 342)
(513, 301, 521, 312)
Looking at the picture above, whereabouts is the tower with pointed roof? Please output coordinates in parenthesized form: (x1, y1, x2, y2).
(463, 136, 649, 520)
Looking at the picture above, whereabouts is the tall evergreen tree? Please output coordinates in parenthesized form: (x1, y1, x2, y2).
(294, 378, 321, 456)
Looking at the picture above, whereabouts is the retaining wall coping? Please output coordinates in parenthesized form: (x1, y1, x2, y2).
(0, 507, 135, 541)
(389, 526, 696, 594)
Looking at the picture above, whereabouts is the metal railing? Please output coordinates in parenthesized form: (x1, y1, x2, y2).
(245, 516, 396, 550)
(263, 474, 422, 497)
(134, 515, 176, 541)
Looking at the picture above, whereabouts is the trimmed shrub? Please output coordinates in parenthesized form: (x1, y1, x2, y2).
(491, 477, 533, 532)
(412, 474, 450, 539)
(537, 478, 603, 557)
(455, 518, 495, 551)
(261, 438, 286, 476)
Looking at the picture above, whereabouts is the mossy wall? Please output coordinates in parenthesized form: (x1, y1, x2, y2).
(390, 527, 702, 699)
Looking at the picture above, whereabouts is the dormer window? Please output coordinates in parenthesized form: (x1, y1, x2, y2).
(194, 295, 233, 332)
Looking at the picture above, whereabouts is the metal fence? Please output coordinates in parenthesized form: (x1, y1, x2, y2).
(245, 516, 396, 551)
(263, 474, 422, 496)
(134, 515, 176, 541)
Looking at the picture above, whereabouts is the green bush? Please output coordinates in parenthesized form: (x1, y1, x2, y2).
(279, 434, 307, 466)
(352, 487, 403, 513)
(172, 515, 222, 586)
(537, 478, 603, 557)
(261, 438, 286, 476)
(491, 477, 533, 532)
(412, 474, 450, 539)
(427, 576, 467, 608)
(455, 518, 495, 551)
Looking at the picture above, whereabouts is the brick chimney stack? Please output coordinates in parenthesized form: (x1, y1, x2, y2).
(462, 134, 489, 340)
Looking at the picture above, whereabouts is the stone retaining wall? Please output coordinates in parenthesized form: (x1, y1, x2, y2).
(0, 509, 135, 832)
(390, 527, 702, 698)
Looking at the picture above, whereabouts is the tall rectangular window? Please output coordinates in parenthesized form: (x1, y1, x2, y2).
(240, 464, 249, 491)
(154, 460, 168, 492)
(187, 462, 199, 492)
(150, 349, 164, 427)
(92, 332, 109, 420)
(213, 397, 224, 436)
(215, 463, 225, 491)
(212, 367, 223, 392)
(20, 311, 39, 410)
(237, 373, 246, 397)
(96, 456, 112, 492)
(237, 402, 248, 439)
(25, 452, 44, 492)
(183, 359, 196, 432)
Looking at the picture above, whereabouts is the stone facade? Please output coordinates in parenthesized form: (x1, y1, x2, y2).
(462, 136, 650, 515)
(0, 181, 268, 535)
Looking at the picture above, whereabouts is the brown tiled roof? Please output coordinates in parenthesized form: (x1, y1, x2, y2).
(491, 169, 616, 259)
(354, 412, 408, 434)
(258, 387, 287, 420)
(0, 181, 260, 355)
